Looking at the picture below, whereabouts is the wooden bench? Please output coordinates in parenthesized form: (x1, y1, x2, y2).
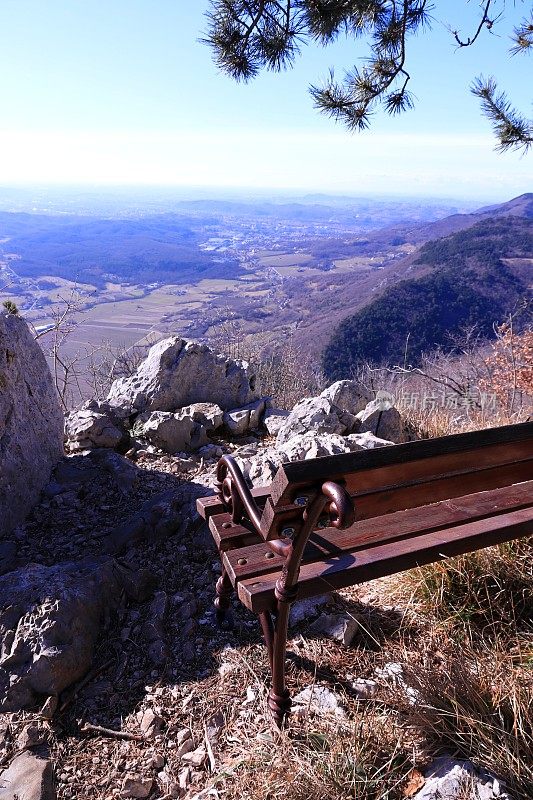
(197, 421, 533, 727)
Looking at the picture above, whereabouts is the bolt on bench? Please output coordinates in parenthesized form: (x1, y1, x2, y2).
(197, 421, 533, 727)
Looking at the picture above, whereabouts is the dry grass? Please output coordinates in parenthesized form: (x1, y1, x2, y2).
(197, 642, 416, 800)
(404, 645, 533, 798)
(387, 536, 533, 800)
(398, 540, 533, 641)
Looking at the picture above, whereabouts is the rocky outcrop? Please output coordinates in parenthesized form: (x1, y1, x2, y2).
(133, 410, 209, 454)
(262, 407, 290, 436)
(233, 430, 393, 486)
(0, 557, 140, 711)
(0, 313, 63, 536)
(107, 337, 258, 414)
(320, 380, 371, 415)
(413, 757, 514, 800)
(179, 402, 224, 432)
(356, 396, 406, 443)
(276, 396, 357, 446)
(64, 401, 128, 451)
(223, 399, 266, 435)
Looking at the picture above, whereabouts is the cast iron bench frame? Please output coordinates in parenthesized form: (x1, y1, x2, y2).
(197, 421, 533, 727)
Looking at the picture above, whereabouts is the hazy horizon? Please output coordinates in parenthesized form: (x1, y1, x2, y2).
(0, 182, 519, 211)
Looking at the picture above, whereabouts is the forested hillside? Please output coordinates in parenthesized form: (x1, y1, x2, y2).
(323, 216, 532, 379)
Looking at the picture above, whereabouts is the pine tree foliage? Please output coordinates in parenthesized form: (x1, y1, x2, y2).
(204, 1, 532, 151)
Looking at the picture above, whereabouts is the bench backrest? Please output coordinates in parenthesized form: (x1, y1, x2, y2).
(259, 421, 533, 540)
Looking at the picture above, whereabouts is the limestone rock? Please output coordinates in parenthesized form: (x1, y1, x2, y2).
(179, 402, 224, 432)
(292, 685, 346, 717)
(0, 557, 127, 711)
(413, 757, 513, 800)
(235, 445, 283, 487)
(351, 678, 379, 699)
(235, 431, 393, 487)
(276, 396, 356, 446)
(0, 750, 55, 800)
(64, 404, 127, 451)
(281, 432, 358, 461)
(320, 380, 371, 415)
(223, 399, 265, 435)
(134, 410, 208, 453)
(107, 337, 258, 413)
(289, 595, 331, 627)
(0, 312, 63, 537)
(345, 431, 395, 450)
(356, 398, 405, 443)
(262, 408, 290, 436)
(307, 612, 359, 646)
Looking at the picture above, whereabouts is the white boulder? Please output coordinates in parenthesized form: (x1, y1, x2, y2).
(263, 408, 290, 436)
(276, 396, 357, 446)
(179, 402, 224, 432)
(134, 410, 208, 453)
(356, 398, 406, 443)
(320, 380, 371, 415)
(0, 558, 129, 711)
(234, 431, 393, 487)
(107, 337, 258, 413)
(223, 399, 266, 435)
(65, 407, 125, 450)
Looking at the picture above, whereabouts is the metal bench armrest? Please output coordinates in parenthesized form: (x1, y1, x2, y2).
(216, 454, 263, 535)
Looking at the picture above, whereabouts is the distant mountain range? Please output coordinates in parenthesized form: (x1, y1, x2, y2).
(323, 195, 533, 378)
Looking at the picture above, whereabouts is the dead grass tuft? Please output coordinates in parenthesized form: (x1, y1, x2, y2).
(397, 540, 533, 642)
(404, 646, 533, 799)
(210, 710, 414, 800)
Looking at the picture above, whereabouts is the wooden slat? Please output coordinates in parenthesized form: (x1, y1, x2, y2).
(342, 440, 532, 497)
(238, 507, 533, 612)
(224, 481, 533, 585)
(260, 457, 533, 537)
(196, 486, 271, 521)
(209, 512, 263, 551)
(270, 421, 533, 504)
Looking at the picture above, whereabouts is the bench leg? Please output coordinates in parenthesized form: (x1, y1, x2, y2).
(267, 600, 292, 728)
(214, 566, 233, 623)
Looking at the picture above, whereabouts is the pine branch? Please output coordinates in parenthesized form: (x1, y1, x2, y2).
(203, 0, 531, 152)
(472, 76, 533, 154)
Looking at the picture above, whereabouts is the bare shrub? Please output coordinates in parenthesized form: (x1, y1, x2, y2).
(32, 288, 85, 411)
(353, 317, 532, 440)
(209, 312, 325, 408)
(85, 339, 148, 400)
(479, 321, 533, 416)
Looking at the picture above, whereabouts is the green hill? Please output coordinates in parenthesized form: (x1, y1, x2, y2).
(323, 216, 532, 379)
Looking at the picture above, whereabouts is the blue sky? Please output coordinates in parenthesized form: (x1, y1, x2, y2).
(0, 1, 530, 199)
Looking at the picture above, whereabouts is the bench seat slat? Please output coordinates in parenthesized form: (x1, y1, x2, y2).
(197, 486, 271, 521)
(237, 506, 533, 612)
(223, 481, 533, 585)
(209, 513, 263, 551)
